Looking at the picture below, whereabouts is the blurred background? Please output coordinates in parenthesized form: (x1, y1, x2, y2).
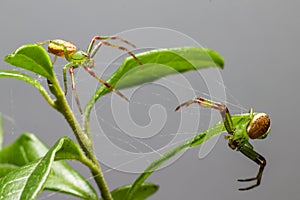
(0, 0, 299, 199)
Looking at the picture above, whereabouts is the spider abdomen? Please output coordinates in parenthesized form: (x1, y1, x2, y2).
(48, 39, 77, 57)
(247, 113, 270, 139)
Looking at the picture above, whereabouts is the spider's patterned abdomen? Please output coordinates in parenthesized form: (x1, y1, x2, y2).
(247, 113, 270, 139)
(48, 39, 77, 57)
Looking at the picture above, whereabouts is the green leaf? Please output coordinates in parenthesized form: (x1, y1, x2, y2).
(0, 70, 54, 107)
(4, 44, 54, 81)
(0, 163, 18, 177)
(0, 134, 97, 200)
(117, 47, 224, 89)
(100, 183, 159, 200)
(92, 47, 223, 99)
(83, 47, 225, 153)
(53, 135, 88, 161)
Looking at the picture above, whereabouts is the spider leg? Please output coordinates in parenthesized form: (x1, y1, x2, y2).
(63, 63, 73, 95)
(51, 55, 58, 65)
(89, 41, 142, 65)
(87, 36, 137, 54)
(238, 145, 266, 191)
(175, 97, 234, 134)
(175, 99, 200, 111)
(83, 66, 129, 102)
(69, 66, 83, 114)
(36, 40, 51, 46)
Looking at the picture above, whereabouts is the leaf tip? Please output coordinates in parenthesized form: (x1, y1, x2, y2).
(4, 54, 13, 63)
(207, 49, 225, 69)
(3, 43, 54, 80)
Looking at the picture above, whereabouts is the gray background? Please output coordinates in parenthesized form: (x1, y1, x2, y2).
(0, 0, 299, 199)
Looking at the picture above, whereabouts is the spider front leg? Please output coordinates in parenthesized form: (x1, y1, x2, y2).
(87, 36, 137, 54)
(238, 145, 266, 191)
(175, 97, 235, 134)
(88, 38, 142, 66)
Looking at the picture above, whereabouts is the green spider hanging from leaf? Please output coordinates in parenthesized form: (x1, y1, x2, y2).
(175, 97, 271, 191)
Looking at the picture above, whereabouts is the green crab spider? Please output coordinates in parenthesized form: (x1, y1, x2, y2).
(175, 97, 271, 191)
(38, 36, 142, 113)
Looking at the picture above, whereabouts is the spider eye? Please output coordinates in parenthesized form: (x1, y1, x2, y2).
(246, 113, 270, 139)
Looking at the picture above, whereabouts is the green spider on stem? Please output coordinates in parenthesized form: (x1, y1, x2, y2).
(38, 36, 142, 113)
(175, 97, 271, 190)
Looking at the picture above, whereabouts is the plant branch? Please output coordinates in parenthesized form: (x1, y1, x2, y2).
(50, 76, 113, 200)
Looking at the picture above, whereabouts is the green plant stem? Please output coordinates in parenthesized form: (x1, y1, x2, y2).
(50, 77, 113, 200)
(83, 102, 93, 140)
(79, 152, 113, 200)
